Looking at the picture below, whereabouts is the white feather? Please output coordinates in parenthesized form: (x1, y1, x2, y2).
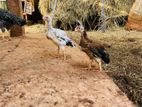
(43, 15, 76, 48)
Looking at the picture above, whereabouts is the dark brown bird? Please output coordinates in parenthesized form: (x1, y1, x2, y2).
(75, 24, 110, 71)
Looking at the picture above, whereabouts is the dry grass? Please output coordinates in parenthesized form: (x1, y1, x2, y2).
(38, 0, 134, 27)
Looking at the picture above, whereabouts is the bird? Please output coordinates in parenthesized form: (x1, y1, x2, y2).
(75, 22, 110, 71)
(43, 15, 76, 60)
(0, 8, 26, 39)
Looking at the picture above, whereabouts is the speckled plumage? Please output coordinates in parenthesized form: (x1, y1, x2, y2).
(75, 25, 110, 70)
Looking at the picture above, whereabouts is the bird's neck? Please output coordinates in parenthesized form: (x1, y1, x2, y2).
(81, 30, 88, 39)
(80, 31, 86, 43)
(47, 21, 53, 30)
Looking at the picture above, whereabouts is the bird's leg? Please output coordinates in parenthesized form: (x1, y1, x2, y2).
(55, 46, 60, 58)
(57, 46, 60, 56)
(95, 58, 102, 71)
(88, 59, 93, 70)
(2, 33, 5, 40)
(62, 47, 66, 60)
(1, 28, 6, 40)
(7, 31, 11, 40)
(58, 46, 66, 60)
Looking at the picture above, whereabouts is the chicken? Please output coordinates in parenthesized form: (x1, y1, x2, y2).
(43, 15, 76, 60)
(0, 8, 26, 39)
(75, 24, 110, 71)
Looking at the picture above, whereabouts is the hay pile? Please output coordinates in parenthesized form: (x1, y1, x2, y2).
(38, 0, 134, 29)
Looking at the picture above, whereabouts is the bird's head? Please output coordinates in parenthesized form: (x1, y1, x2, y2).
(43, 15, 52, 22)
(75, 25, 84, 32)
(75, 20, 84, 32)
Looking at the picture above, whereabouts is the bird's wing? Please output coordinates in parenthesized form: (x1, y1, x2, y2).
(82, 47, 94, 59)
(56, 29, 77, 47)
(53, 28, 70, 40)
(47, 30, 66, 46)
(91, 47, 110, 63)
(48, 28, 76, 47)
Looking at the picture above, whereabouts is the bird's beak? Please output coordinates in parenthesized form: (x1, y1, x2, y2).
(42, 17, 45, 20)
(74, 26, 79, 32)
(74, 28, 78, 32)
(43, 16, 48, 21)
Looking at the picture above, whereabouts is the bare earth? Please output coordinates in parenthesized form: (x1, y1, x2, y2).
(0, 33, 135, 107)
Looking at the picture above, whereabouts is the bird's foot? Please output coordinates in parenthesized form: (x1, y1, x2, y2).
(63, 55, 66, 61)
(81, 67, 103, 72)
(7, 37, 11, 41)
(80, 67, 92, 71)
(1, 36, 11, 41)
(55, 54, 60, 59)
(95, 68, 103, 72)
(95, 69, 102, 72)
(0, 36, 5, 40)
(55, 55, 62, 59)
(55, 54, 66, 61)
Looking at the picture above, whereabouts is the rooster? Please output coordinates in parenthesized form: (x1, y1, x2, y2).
(43, 15, 76, 60)
(0, 8, 26, 38)
(75, 22, 110, 71)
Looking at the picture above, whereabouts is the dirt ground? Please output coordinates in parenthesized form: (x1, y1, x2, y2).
(0, 31, 135, 107)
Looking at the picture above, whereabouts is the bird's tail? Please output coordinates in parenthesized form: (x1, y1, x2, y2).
(59, 36, 76, 47)
(66, 40, 76, 47)
(91, 48, 110, 64)
(5, 10, 26, 26)
(12, 15, 26, 26)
